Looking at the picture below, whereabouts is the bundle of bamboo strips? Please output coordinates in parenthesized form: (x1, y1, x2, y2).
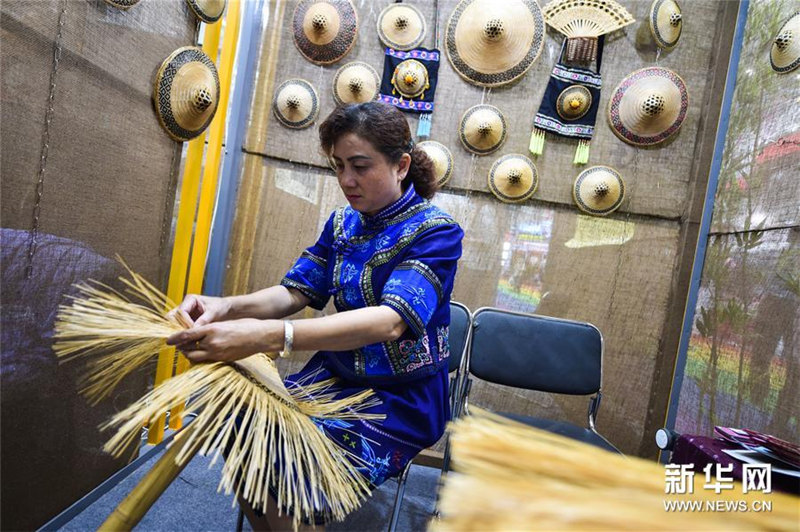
(53, 264, 381, 529)
(434, 408, 800, 531)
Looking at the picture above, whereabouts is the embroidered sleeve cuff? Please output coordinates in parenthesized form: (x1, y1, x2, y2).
(280, 278, 329, 311)
(381, 294, 426, 338)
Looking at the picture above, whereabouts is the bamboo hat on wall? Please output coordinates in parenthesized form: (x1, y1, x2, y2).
(418, 141, 454, 187)
(333, 62, 380, 105)
(272, 79, 320, 129)
(391, 58, 430, 100)
(186, 0, 226, 23)
(649, 0, 682, 50)
(770, 12, 800, 73)
(293, 0, 359, 65)
(445, 0, 545, 87)
(153, 47, 220, 142)
(607, 66, 688, 146)
(573, 165, 625, 215)
(459, 104, 507, 155)
(377, 3, 427, 51)
(488, 154, 538, 203)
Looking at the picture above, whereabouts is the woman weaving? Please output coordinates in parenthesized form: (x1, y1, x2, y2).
(166, 102, 463, 529)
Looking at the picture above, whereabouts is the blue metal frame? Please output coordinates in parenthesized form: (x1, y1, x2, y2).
(662, 0, 750, 460)
(204, 0, 266, 296)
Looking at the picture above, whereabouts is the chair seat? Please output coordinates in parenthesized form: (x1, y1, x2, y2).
(499, 412, 621, 453)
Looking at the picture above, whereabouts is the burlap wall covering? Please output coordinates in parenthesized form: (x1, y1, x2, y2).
(229, 0, 738, 457)
(1, 1, 194, 527)
(673, 0, 800, 448)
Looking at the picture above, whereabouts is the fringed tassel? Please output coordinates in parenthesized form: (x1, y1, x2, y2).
(416, 113, 432, 139)
(529, 128, 545, 156)
(573, 139, 591, 165)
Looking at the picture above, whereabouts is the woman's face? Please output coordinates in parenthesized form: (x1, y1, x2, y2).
(330, 132, 411, 216)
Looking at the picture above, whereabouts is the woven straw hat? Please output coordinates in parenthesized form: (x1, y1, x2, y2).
(770, 12, 800, 73)
(446, 0, 545, 87)
(488, 154, 538, 203)
(272, 79, 320, 129)
(459, 104, 507, 155)
(153, 47, 220, 142)
(333, 62, 380, 105)
(649, 0, 682, 50)
(573, 166, 625, 215)
(608, 66, 688, 146)
(103, 0, 139, 9)
(377, 3, 426, 51)
(186, 0, 226, 23)
(391, 59, 430, 99)
(293, 0, 359, 65)
(557, 85, 593, 121)
(418, 141, 454, 187)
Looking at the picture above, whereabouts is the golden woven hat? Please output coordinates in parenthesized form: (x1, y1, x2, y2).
(186, 0, 226, 23)
(488, 154, 538, 203)
(608, 66, 689, 146)
(333, 61, 380, 105)
(272, 79, 320, 129)
(446, 0, 545, 87)
(377, 3, 426, 51)
(418, 141, 454, 187)
(573, 165, 625, 215)
(103, 0, 140, 9)
(153, 47, 220, 142)
(293, 0, 359, 65)
(649, 0, 682, 50)
(459, 104, 507, 155)
(770, 12, 800, 73)
(557, 85, 593, 121)
(391, 59, 430, 99)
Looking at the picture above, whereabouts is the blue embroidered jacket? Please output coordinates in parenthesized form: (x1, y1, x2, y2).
(281, 185, 463, 383)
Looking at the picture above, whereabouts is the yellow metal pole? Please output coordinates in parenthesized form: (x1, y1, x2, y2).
(170, 0, 242, 430)
(147, 21, 223, 445)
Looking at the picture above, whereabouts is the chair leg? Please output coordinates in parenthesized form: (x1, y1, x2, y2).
(236, 508, 244, 532)
(388, 462, 412, 532)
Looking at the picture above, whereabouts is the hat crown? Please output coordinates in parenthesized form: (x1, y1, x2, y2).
(348, 77, 363, 93)
(641, 94, 666, 117)
(775, 29, 793, 51)
(507, 168, 522, 184)
(594, 182, 610, 197)
(192, 87, 213, 113)
(483, 18, 505, 41)
(669, 12, 682, 27)
(478, 121, 493, 135)
(286, 94, 301, 109)
(394, 15, 409, 30)
(311, 13, 328, 32)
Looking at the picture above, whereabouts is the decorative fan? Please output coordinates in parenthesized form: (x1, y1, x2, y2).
(542, 0, 634, 62)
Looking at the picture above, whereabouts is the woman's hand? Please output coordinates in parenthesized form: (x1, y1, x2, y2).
(169, 294, 232, 327)
(165, 318, 284, 363)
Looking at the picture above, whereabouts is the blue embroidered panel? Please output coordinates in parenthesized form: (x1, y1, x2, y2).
(281, 185, 463, 382)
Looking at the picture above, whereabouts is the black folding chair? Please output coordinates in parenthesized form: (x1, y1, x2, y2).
(461, 307, 619, 453)
(387, 301, 472, 532)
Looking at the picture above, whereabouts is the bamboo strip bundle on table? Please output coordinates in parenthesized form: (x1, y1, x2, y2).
(434, 408, 800, 531)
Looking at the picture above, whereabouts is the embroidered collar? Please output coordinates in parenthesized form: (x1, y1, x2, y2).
(359, 184, 419, 229)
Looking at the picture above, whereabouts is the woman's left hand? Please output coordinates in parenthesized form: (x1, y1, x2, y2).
(165, 318, 284, 363)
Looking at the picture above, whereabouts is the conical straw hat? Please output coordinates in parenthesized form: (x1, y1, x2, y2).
(557, 85, 593, 121)
(770, 12, 800, 73)
(418, 141, 454, 187)
(293, 0, 359, 65)
(103, 0, 140, 9)
(391, 59, 430, 99)
(272, 79, 320, 129)
(446, 0, 545, 87)
(488, 154, 538, 203)
(459, 104, 507, 155)
(333, 62, 380, 105)
(377, 3, 426, 51)
(607, 66, 688, 146)
(649, 0, 682, 50)
(153, 47, 220, 142)
(573, 165, 625, 215)
(186, 0, 226, 23)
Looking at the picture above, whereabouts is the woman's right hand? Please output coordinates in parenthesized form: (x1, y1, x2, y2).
(170, 294, 232, 327)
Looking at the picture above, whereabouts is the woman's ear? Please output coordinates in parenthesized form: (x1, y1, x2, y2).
(397, 152, 412, 179)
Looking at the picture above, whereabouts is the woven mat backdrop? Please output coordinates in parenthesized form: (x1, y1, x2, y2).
(1, 1, 194, 528)
(229, 0, 736, 458)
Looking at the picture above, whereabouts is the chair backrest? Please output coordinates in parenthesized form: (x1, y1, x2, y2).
(469, 307, 602, 395)
(447, 301, 471, 374)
